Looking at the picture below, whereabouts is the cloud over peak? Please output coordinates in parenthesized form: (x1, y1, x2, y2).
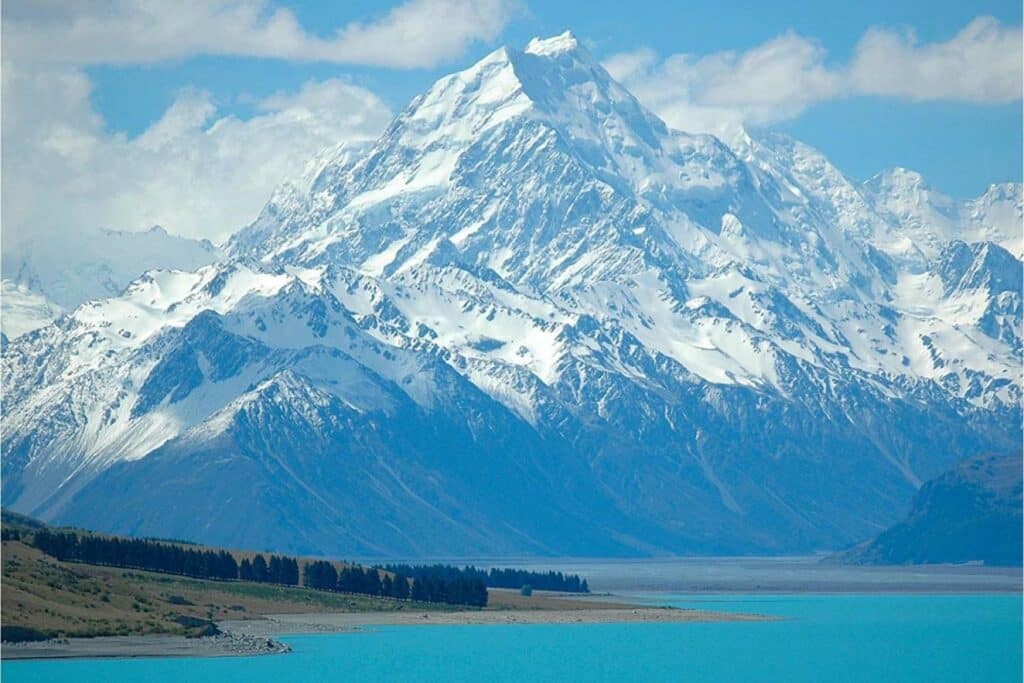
(2, 68, 392, 244)
(5, 0, 520, 69)
(849, 16, 1022, 103)
(2, 0, 522, 245)
(604, 16, 1022, 135)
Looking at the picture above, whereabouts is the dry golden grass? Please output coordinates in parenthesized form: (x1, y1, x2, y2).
(1, 540, 448, 639)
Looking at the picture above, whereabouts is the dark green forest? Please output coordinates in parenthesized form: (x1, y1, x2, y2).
(29, 530, 486, 606)
(380, 563, 589, 593)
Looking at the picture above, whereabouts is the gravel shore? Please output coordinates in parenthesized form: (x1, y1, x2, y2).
(1, 631, 290, 661)
(223, 605, 772, 636)
(2, 603, 771, 660)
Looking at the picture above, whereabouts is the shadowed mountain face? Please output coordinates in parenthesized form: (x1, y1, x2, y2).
(839, 453, 1023, 566)
(2, 33, 1021, 557)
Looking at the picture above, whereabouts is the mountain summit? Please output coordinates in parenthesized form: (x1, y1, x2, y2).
(3, 35, 1021, 557)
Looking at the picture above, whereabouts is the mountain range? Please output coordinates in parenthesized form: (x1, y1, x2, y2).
(2, 32, 1020, 557)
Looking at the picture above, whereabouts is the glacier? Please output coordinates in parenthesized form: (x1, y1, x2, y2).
(2, 32, 1020, 557)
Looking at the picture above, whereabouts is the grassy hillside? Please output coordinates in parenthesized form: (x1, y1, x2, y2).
(1, 512, 604, 642)
(0, 515, 453, 641)
(1, 539, 455, 641)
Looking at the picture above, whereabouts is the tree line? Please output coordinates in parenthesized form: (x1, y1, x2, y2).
(302, 561, 486, 607)
(32, 529, 246, 581)
(487, 567, 589, 593)
(239, 554, 299, 585)
(28, 530, 488, 606)
(380, 563, 589, 593)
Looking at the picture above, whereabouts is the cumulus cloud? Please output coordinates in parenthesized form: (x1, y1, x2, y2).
(2, 0, 521, 246)
(2, 66, 392, 244)
(849, 16, 1022, 102)
(4, 0, 520, 69)
(604, 16, 1022, 135)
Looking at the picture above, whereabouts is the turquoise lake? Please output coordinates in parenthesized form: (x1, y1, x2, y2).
(4, 593, 1021, 682)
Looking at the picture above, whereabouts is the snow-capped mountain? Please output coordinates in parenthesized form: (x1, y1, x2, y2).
(1, 225, 220, 338)
(1, 280, 63, 341)
(3, 33, 1020, 556)
(863, 169, 1022, 261)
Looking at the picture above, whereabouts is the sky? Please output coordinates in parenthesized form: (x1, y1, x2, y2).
(2, 0, 1021, 244)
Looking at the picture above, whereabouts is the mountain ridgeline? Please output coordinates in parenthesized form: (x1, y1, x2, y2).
(838, 453, 1023, 566)
(1, 33, 1021, 558)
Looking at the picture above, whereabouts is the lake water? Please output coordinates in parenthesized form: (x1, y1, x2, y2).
(4, 593, 1021, 682)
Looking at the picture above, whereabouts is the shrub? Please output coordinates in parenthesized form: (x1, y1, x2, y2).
(190, 623, 220, 638)
(1, 626, 50, 643)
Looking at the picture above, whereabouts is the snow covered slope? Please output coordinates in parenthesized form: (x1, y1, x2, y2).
(864, 169, 1023, 261)
(3, 33, 1020, 556)
(1, 225, 220, 338)
(1, 280, 63, 340)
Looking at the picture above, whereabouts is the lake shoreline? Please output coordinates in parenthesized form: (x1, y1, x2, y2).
(5, 566, 1020, 662)
(1, 632, 291, 661)
(224, 604, 774, 635)
(5, 594, 1017, 680)
(1, 603, 771, 661)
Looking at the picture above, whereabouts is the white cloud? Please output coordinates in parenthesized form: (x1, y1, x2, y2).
(849, 16, 1022, 103)
(604, 16, 1022, 136)
(3, 0, 520, 69)
(1, 0, 521, 248)
(2, 65, 393, 244)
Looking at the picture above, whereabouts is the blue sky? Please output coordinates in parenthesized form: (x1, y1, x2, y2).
(3, 0, 1021, 242)
(89, 0, 1022, 196)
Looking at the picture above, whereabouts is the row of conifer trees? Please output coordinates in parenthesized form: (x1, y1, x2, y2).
(303, 560, 487, 606)
(29, 529, 488, 606)
(32, 529, 247, 581)
(381, 563, 589, 593)
(239, 554, 299, 585)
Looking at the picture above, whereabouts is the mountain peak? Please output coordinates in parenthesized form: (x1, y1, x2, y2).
(867, 167, 930, 193)
(524, 31, 583, 57)
(978, 182, 1022, 204)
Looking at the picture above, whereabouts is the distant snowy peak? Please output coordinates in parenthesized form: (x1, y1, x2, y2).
(0, 280, 62, 339)
(2, 224, 221, 338)
(864, 168, 1023, 261)
(866, 167, 940, 196)
(964, 182, 1023, 259)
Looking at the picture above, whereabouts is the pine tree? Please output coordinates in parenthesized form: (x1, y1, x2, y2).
(365, 569, 382, 596)
(285, 558, 300, 585)
(239, 558, 253, 581)
(393, 574, 410, 600)
(252, 554, 268, 582)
